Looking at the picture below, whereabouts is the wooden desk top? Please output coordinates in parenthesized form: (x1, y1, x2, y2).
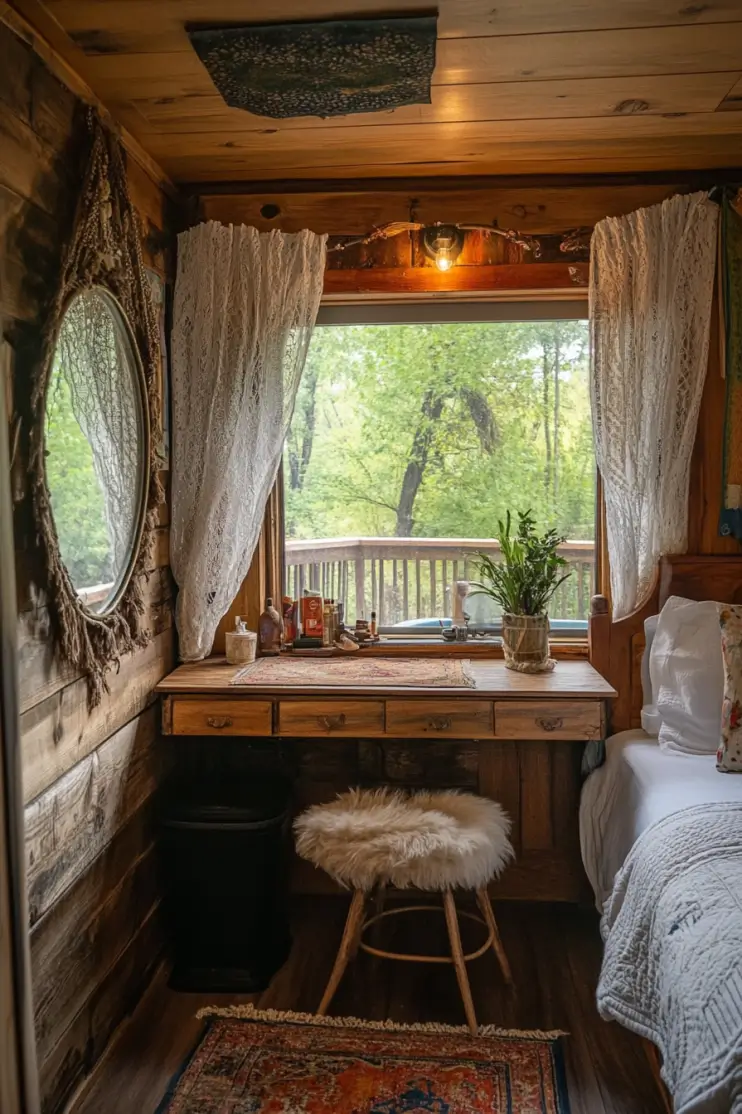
(155, 657, 616, 699)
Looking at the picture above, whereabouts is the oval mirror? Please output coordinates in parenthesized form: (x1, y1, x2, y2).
(45, 287, 149, 616)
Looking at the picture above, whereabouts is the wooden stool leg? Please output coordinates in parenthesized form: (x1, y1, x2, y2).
(476, 887, 514, 986)
(318, 889, 366, 1016)
(443, 890, 478, 1036)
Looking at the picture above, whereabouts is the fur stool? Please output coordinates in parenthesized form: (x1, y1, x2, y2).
(294, 788, 515, 1034)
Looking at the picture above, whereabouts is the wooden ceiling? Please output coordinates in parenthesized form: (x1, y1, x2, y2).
(10, 0, 742, 184)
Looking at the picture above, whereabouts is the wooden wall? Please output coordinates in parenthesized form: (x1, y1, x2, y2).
(0, 22, 176, 1114)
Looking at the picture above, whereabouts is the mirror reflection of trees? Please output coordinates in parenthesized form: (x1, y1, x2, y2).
(45, 289, 145, 612)
(285, 321, 594, 543)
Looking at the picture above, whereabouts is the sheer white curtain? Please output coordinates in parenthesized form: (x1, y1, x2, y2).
(170, 223, 327, 660)
(590, 191, 718, 620)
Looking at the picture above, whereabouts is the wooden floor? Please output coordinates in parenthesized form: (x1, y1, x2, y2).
(69, 897, 667, 1114)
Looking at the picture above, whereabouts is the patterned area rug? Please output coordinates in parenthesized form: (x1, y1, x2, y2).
(157, 1008, 570, 1113)
(230, 656, 476, 688)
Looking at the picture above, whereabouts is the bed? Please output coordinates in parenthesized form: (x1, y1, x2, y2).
(580, 728, 742, 913)
(583, 560, 742, 1113)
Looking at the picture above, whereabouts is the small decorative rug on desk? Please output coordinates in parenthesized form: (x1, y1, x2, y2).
(157, 1007, 570, 1114)
(230, 656, 476, 688)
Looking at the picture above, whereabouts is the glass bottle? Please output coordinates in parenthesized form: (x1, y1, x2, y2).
(259, 597, 282, 656)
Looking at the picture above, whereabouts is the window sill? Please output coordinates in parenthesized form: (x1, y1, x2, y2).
(347, 638, 589, 660)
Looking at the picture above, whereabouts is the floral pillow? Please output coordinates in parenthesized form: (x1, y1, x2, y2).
(717, 604, 742, 772)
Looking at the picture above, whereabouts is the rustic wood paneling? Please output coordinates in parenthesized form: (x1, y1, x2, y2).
(361, 739, 480, 787)
(24, 707, 162, 924)
(478, 741, 521, 854)
(200, 182, 691, 236)
(38, 902, 165, 1114)
(21, 625, 174, 806)
(519, 742, 554, 852)
(42, 0, 742, 44)
(32, 842, 159, 1063)
(122, 72, 739, 135)
(139, 111, 742, 182)
(0, 19, 176, 1114)
(7, 0, 742, 181)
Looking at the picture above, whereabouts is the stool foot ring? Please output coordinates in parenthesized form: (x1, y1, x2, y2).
(359, 905, 493, 964)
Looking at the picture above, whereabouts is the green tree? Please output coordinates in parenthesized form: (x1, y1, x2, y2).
(285, 320, 594, 545)
(45, 370, 113, 588)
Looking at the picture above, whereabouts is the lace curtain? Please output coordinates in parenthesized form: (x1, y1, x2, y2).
(170, 222, 327, 660)
(590, 191, 719, 620)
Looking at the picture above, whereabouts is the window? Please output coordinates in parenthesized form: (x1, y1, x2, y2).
(284, 304, 594, 638)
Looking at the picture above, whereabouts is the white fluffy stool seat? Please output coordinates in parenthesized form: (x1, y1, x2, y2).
(295, 788, 515, 1033)
(294, 787, 514, 891)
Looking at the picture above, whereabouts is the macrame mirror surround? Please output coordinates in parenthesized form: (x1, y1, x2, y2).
(30, 115, 163, 707)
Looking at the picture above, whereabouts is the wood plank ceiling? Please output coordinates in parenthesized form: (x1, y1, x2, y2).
(12, 0, 742, 182)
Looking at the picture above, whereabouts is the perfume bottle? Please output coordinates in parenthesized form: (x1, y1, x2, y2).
(259, 597, 282, 656)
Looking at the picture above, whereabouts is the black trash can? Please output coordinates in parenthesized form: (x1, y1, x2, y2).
(159, 776, 292, 993)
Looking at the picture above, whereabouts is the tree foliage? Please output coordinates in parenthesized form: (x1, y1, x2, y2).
(45, 370, 113, 588)
(285, 320, 594, 544)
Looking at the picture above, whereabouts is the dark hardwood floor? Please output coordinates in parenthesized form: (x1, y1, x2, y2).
(70, 897, 668, 1114)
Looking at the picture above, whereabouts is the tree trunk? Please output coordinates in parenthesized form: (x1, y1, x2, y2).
(542, 345, 552, 499)
(553, 329, 560, 507)
(395, 390, 445, 536)
(288, 360, 320, 491)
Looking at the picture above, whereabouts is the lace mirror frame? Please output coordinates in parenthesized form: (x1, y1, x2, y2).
(29, 117, 164, 708)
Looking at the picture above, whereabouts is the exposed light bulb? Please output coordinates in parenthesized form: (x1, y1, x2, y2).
(435, 255, 453, 272)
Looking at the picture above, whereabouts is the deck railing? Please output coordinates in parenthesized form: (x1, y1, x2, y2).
(285, 537, 595, 628)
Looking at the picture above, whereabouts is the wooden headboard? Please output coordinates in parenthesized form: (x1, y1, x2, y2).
(658, 555, 742, 607)
(589, 554, 742, 732)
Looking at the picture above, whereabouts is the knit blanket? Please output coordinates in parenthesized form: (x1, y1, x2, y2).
(598, 802, 742, 1114)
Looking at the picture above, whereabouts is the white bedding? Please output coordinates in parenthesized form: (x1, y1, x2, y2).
(579, 728, 742, 911)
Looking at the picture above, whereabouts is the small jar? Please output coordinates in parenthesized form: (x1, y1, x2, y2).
(225, 627, 257, 665)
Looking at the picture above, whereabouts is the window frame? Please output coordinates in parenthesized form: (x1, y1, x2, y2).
(283, 298, 596, 646)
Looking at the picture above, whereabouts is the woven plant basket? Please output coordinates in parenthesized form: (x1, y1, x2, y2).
(501, 613, 553, 673)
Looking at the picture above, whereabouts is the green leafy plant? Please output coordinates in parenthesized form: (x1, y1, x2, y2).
(470, 510, 571, 616)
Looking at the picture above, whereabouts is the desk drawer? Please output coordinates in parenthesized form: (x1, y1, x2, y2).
(494, 700, 603, 740)
(385, 699, 494, 738)
(170, 698, 273, 736)
(279, 700, 385, 737)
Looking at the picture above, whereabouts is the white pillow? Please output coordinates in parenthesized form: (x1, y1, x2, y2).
(640, 614, 661, 736)
(649, 595, 723, 755)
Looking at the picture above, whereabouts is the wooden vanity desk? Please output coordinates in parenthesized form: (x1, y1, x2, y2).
(156, 658, 615, 902)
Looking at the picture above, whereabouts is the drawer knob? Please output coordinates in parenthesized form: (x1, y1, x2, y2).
(536, 716, 563, 732)
(320, 713, 347, 731)
(427, 716, 452, 731)
(206, 715, 233, 729)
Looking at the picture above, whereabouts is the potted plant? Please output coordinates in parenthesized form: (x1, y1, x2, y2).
(470, 510, 572, 672)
